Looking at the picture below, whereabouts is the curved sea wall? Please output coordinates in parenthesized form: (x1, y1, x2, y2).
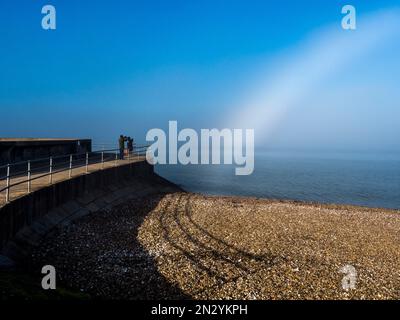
(0, 160, 176, 260)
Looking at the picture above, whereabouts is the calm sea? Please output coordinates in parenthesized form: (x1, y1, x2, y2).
(155, 150, 400, 210)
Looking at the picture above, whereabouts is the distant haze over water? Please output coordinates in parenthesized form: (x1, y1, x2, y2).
(155, 150, 400, 209)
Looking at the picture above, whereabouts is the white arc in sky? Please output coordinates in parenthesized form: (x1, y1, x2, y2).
(228, 8, 400, 145)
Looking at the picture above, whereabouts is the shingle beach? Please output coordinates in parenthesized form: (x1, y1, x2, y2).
(33, 191, 400, 299)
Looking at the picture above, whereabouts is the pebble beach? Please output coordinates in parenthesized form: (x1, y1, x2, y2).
(32, 191, 400, 300)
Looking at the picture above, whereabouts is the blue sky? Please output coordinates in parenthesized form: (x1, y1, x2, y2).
(0, 0, 399, 151)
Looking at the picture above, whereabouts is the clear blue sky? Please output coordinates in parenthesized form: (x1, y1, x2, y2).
(0, 0, 399, 152)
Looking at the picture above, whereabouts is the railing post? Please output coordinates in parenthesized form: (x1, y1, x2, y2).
(5, 164, 10, 202)
(69, 155, 73, 178)
(27, 161, 31, 193)
(49, 157, 53, 184)
(86, 152, 89, 173)
(115, 151, 118, 167)
(101, 151, 104, 169)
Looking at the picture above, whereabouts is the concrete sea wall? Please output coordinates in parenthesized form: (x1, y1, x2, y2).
(0, 161, 158, 257)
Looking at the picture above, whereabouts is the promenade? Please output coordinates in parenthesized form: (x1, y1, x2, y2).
(0, 155, 146, 207)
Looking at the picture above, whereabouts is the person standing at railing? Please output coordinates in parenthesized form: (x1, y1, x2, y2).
(127, 137, 134, 157)
(118, 135, 127, 160)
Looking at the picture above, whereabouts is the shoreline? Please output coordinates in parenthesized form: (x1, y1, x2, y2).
(179, 191, 400, 214)
(28, 175, 400, 299)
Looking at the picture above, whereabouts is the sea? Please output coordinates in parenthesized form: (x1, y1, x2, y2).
(155, 150, 400, 210)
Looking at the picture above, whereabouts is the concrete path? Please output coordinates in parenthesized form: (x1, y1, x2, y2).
(0, 155, 146, 207)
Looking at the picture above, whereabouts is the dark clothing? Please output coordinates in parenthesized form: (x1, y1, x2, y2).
(119, 136, 126, 160)
(119, 136, 125, 150)
(127, 139, 133, 152)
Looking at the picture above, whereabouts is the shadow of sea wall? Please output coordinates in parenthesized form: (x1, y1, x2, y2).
(29, 189, 190, 299)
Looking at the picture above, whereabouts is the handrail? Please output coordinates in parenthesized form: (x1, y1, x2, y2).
(0, 144, 150, 203)
(0, 147, 147, 169)
(0, 146, 149, 172)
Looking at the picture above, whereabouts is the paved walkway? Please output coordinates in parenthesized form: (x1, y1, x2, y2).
(0, 155, 146, 207)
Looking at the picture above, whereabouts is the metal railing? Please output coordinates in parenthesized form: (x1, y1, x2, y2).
(0, 144, 149, 204)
